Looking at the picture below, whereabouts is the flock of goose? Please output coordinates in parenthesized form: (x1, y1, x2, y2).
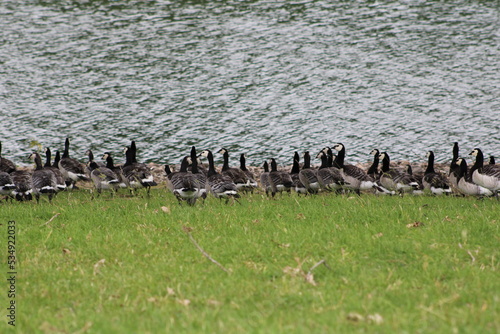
(0, 139, 499, 205)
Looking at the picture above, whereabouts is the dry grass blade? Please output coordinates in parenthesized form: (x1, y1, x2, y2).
(184, 227, 230, 274)
(40, 213, 61, 227)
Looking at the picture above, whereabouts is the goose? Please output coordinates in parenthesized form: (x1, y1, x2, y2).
(290, 152, 307, 194)
(378, 152, 420, 194)
(102, 152, 127, 188)
(85, 149, 105, 174)
(58, 138, 90, 187)
(122, 141, 157, 194)
(448, 142, 460, 191)
(87, 161, 120, 195)
(367, 149, 381, 180)
(218, 148, 253, 191)
(200, 149, 239, 201)
(469, 148, 500, 194)
(168, 147, 207, 205)
(260, 161, 272, 195)
(455, 158, 493, 197)
(405, 164, 424, 195)
(43, 148, 67, 192)
(11, 170, 33, 201)
(268, 158, 293, 196)
(315, 150, 344, 191)
(332, 143, 375, 194)
(298, 151, 321, 194)
(422, 151, 452, 195)
(0, 141, 16, 173)
(0, 172, 16, 197)
(29, 152, 57, 203)
(239, 154, 258, 190)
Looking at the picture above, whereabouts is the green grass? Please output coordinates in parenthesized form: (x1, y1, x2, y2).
(1, 188, 499, 333)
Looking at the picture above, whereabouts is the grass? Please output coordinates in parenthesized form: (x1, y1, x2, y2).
(1, 188, 499, 333)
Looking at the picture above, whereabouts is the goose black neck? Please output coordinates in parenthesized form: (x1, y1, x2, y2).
(326, 148, 334, 167)
(222, 151, 230, 171)
(240, 154, 248, 171)
(206, 151, 217, 177)
(54, 151, 61, 167)
(89, 161, 99, 170)
(263, 161, 269, 173)
(88, 150, 95, 162)
(458, 159, 467, 180)
(34, 154, 43, 170)
(381, 153, 390, 172)
(62, 138, 70, 159)
(452, 142, 459, 160)
(471, 149, 484, 174)
(334, 145, 345, 168)
(319, 153, 328, 169)
(425, 152, 435, 174)
(44, 148, 52, 168)
(105, 155, 115, 169)
(270, 159, 278, 172)
(179, 156, 189, 173)
(367, 154, 379, 175)
(291, 152, 300, 174)
(190, 147, 199, 174)
(303, 152, 311, 169)
(124, 147, 133, 167)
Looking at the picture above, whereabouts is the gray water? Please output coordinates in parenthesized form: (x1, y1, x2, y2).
(1, 0, 499, 167)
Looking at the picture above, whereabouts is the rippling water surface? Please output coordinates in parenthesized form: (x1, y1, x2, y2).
(1, 0, 499, 167)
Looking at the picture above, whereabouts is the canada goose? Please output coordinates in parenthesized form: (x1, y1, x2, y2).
(332, 143, 375, 194)
(367, 149, 380, 179)
(405, 165, 424, 195)
(315, 150, 344, 191)
(378, 152, 420, 194)
(200, 149, 239, 201)
(102, 152, 127, 188)
(268, 158, 293, 196)
(43, 148, 67, 192)
(239, 154, 258, 190)
(298, 151, 321, 194)
(422, 151, 452, 195)
(218, 148, 254, 191)
(0, 142, 16, 173)
(87, 161, 120, 195)
(122, 141, 157, 194)
(469, 148, 500, 194)
(85, 149, 105, 174)
(448, 142, 460, 191)
(260, 161, 272, 195)
(168, 147, 207, 205)
(29, 152, 57, 203)
(0, 172, 15, 197)
(290, 152, 307, 194)
(455, 158, 493, 197)
(59, 138, 89, 187)
(10, 170, 33, 201)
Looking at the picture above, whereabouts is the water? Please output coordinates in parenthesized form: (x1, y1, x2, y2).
(1, 0, 499, 168)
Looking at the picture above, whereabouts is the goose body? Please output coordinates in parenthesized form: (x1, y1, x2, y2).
(422, 151, 452, 195)
(378, 152, 419, 194)
(298, 151, 321, 194)
(316, 150, 344, 191)
(448, 142, 460, 191)
(218, 148, 254, 191)
(122, 141, 157, 192)
(87, 161, 120, 194)
(11, 170, 33, 201)
(332, 143, 375, 194)
(59, 138, 89, 185)
(29, 152, 57, 203)
(168, 147, 206, 205)
(239, 154, 258, 191)
(455, 158, 493, 197)
(44, 148, 67, 192)
(102, 152, 127, 188)
(0, 172, 15, 196)
(0, 142, 16, 173)
(268, 158, 293, 196)
(290, 152, 307, 194)
(469, 148, 500, 193)
(260, 161, 272, 195)
(200, 149, 239, 200)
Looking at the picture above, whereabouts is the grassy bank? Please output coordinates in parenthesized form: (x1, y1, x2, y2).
(1, 189, 499, 333)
